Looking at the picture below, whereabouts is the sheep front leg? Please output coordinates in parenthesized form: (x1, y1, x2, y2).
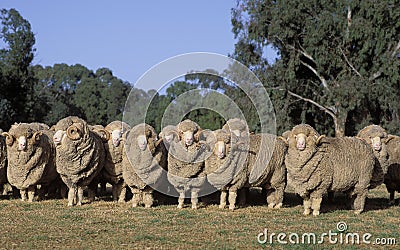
(388, 189, 395, 205)
(131, 188, 141, 208)
(177, 191, 185, 209)
(118, 185, 127, 203)
(219, 190, 227, 209)
(353, 192, 367, 214)
(112, 183, 123, 202)
(27, 186, 36, 202)
(76, 186, 84, 206)
(303, 197, 312, 216)
(191, 191, 199, 209)
(67, 187, 77, 206)
(20, 189, 27, 202)
(228, 191, 237, 211)
(143, 189, 154, 208)
(311, 197, 322, 216)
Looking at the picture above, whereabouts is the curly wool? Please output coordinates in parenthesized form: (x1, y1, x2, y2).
(384, 135, 400, 194)
(54, 116, 105, 188)
(205, 129, 248, 191)
(285, 124, 375, 199)
(102, 121, 130, 184)
(5, 123, 58, 190)
(167, 120, 208, 191)
(222, 118, 248, 137)
(122, 123, 167, 190)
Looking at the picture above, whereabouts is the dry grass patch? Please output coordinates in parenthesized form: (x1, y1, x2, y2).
(0, 185, 398, 249)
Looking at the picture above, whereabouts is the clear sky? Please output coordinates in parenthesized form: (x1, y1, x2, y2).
(1, 0, 244, 90)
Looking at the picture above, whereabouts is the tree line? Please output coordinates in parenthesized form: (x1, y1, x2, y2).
(1, 2, 399, 136)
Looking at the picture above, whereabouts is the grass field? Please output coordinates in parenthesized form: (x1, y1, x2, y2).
(0, 185, 398, 249)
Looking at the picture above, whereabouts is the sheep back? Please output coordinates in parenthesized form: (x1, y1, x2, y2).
(248, 133, 287, 188)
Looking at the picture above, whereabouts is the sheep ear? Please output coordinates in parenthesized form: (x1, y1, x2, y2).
(2, 132, 14, 146)
(277, 136, 288, 146)
(49, 125, 56, 131)
(194, 128, 203, 142)
(97, 129, 110, 142)
(33, 131, 42, 143)
(316, 135, 326, 145)
(384, 135, 396, 144)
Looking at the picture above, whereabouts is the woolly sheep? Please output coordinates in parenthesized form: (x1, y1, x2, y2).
(384, 135, 400, 204)
(204, 129, 248, 210)
(282, 124, 376, 215)
(167, 119, 208, 209)
(122, 123, 167, 207)
(159, 125, 178, 150)
(2, 123, 59, 202)
(52, 116, 106, 206)
(99, 121, 131, 202)
(247, 133, 287, 209)
(356, 125, 387, 189)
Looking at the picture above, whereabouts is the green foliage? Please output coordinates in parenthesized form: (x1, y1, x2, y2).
(231, 0, 400, 136)
(0, 8, 37, 129)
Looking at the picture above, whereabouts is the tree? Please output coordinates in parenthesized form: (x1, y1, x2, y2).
(0, 8, 36, 129)
(232, 0, 400, 136)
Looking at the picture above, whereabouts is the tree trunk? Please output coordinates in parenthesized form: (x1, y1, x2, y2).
(333, 110, 347, 137)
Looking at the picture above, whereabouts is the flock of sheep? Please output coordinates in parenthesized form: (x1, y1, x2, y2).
(0, 116, 399, 216)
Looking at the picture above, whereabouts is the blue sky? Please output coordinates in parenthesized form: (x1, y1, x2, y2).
(2, 1, 245, 90)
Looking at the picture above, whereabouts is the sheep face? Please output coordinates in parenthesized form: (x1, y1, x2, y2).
(53, 130, 66, 146)
(370, 136, 382, 151)
(111, 129, 123, 147)
(182, 130, 194, 146)
(137, 134, 148, 151)
(214, 141, 226, 159)
(17, 136, 27, 151)
(294, 133, 307, 151)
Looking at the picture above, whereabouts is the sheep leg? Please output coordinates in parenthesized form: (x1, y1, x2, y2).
(20, 189, 28, 202)
(219, 190, 227, 209)
(311, 197, 322, 216)
(27, 186, 36, 202)
(37, 185, 46, 201)
(388, 189, 395, 205)
(266, 189, 276, 208)
(177, 191, 185, 209)
(143, 190, 154, 208)
(191, 191, 199, 209)
(353, 192, 367, 214)
(67, 187, 77, 206)
(112, 183, 123, 202)
(303, 197, 312, 215)
(118, 185, 127, 203)
(87, 183, 97, 203)
(228, 191, 237, 211)
(131, 188, 141, 207)
(76, 186, 84, 206)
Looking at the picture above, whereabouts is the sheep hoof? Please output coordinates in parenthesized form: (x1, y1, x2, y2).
(177, 204, 183, 209)
(228, 205, 235, 211)
(268, 203, 275, 209)
(144, 204, 152, 208)
(132, 203, 138, 208)
(303, 209, 311, 216)
(274, 203, 283, 209)
(354, 209, 362, 215)
(76, 202, 82, 206)
(218, 204, 226, 209)
(191, 205, 198, 210)
(312, 210, 320, 216)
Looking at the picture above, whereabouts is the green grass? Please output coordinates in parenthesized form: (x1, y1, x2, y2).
(0, 185, 398, 249)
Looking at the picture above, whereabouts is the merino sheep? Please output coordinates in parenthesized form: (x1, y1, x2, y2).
(122, 123, 167, 207)
(384, 135, 400, 204)
(204, 129, 249, 210)
(52, 116, 106, 206)
(159, 125, 178, 150)
(99, 121, 131, 202)
(2, 123, 59, 202)
(282, 124, 375, 215)
(167, 119, 208, 209)
(356, 125, 388, 189)
(222, 118, 248, 138)
(247, 133, 287, 209)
